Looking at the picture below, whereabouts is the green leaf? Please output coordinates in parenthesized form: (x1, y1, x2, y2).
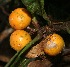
(21, 0, 35, 6)
(21, 0, 51, 24)
(21, 0, 44, 16)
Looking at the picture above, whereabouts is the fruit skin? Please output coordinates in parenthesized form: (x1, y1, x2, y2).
(9, 8, 31, 29)
(10, 30, 32, 51)
(44, 33, 65, 56)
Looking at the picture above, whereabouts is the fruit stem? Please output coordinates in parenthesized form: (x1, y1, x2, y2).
(18, 58, 34, 67)
(32, 17, 40, 31)
(5, 51, 20, 67)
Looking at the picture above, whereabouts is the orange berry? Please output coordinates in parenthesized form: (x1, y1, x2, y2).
(10, 30, 32, 51)
(9, 8, 31, 29)
(44, 33, 65, 56)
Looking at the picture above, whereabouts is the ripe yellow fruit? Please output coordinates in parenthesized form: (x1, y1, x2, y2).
(44, 33, 65, 56)
(9, 8, 31, 29)
(10, 30, 32, 51)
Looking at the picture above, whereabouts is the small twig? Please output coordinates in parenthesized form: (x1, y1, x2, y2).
(27, 26, 36, 35)
(0, 55, 10, 62)
(32, 17, 40, 30)
(19, 58, 33, 67)
(52, 22, 63, 25)
(0, 28, 14, 43)
(43, 11, 52, 26)
(62, 48, 70, 56)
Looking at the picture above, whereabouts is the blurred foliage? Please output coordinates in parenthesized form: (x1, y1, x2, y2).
(0, 0, 11, 5)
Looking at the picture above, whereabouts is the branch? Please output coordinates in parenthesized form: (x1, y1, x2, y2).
(0, 28, 14, 43)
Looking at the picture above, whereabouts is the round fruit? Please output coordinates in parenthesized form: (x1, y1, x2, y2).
(10, 30, 32, 51)
(44, 33, 65, 56)
(9, 8, 31, 29)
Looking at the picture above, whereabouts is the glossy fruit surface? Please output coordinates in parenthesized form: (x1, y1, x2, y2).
(9, 8, 31, 29)
(44, 33, 65, 56)
(10, 30, 32, 51)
